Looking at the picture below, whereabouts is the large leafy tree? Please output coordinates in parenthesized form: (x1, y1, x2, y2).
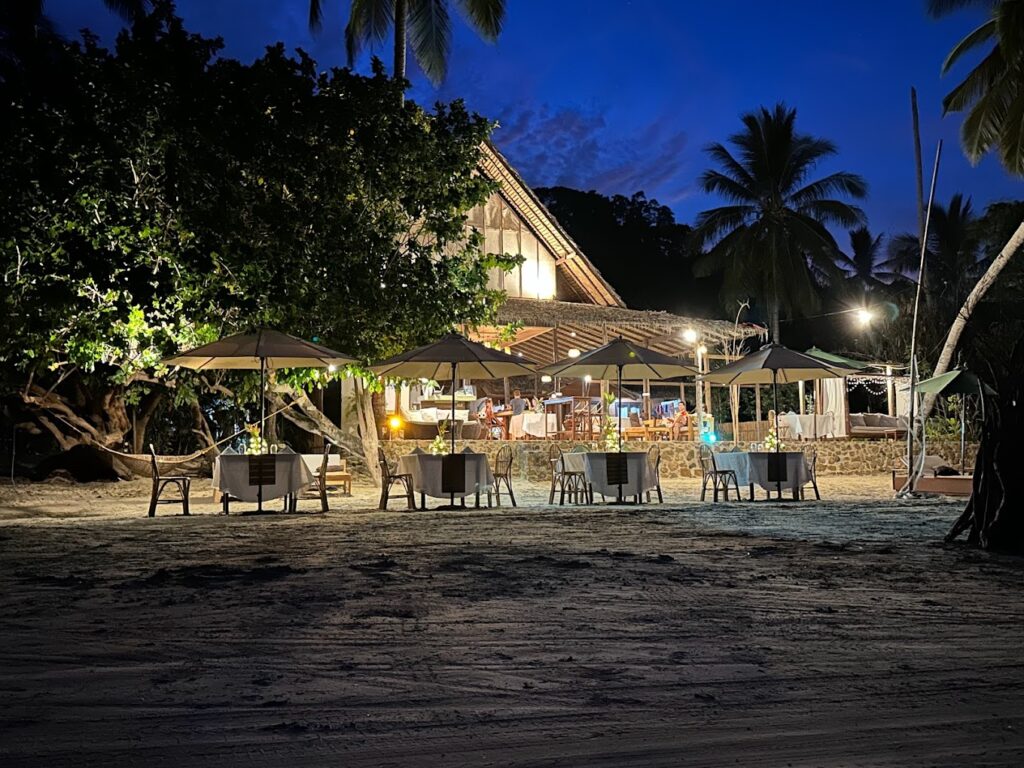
(693, 103, 867, 342)
(1, 3, 509, 473)
(309, 0, 506, 85)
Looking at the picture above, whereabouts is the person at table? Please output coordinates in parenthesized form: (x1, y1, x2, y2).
(509, 389, 529, 416)
(670, 404, 690, 440)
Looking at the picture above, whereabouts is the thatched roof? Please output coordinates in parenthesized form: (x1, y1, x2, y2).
(474, 298, 766, 364)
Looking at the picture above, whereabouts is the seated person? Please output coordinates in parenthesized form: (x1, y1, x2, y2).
(509, 389, 529, 416)
(670, 405, 690, 440)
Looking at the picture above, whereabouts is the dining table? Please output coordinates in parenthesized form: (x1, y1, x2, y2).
(560, 451, 656, 503)
(213, 452, 314, 512)
(509, 412, 558, 439)
(711, 450, 812, 500)
(398, 450, 495, 508)
(780, 412, 835, 440)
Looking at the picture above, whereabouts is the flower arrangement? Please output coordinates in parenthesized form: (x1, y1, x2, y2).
(429, 422, 449, 455)
(763, 425, 784, 452)
(600, 391, 621, 452)
(245, 423, 266, 455)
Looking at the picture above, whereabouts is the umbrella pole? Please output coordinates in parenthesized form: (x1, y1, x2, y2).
(773, 369, 781, 500)
(960, 405, 966, 475)
(617, 364, 624, 503)
(258, 356, 266, 513)
(451, 362, 457, 506)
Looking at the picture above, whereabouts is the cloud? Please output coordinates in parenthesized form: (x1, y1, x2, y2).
(489, 103, 693, 207)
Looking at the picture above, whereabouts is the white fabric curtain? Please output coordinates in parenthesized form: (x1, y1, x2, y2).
(894, 376, 911, 418)
(820, 377, 848, 437)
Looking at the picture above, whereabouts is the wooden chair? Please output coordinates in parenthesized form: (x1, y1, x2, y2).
(624, 411, 648, 441)
(490, 444, 516, 507)
(148, 444, 191, 517)
(288, 442, 351, 512)
(646, 445, 664, 503)
(549, 445, 588, 505)
(699, 444, 738, 502)
(377, 447, 415, 510)
(800, 449, 821, 500)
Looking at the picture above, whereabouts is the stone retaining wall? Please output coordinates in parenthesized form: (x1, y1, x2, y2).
(381, 438, 977, 483)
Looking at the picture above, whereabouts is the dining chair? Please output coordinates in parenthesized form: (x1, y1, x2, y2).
(699, 444, 738, 502)
(287, 441, 335, 512)
(548, 445, 588, 504)
(147, 444, 191, 517)
(800, 449, 821, 500)
(377, 447, 415, 510)
(645, 445, 663, 503)
(490, 444, 516, 507)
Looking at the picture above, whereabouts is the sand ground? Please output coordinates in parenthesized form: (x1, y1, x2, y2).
(1, 475, 1022, 767)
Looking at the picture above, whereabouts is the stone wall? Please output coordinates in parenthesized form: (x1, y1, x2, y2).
(381, 438, 978, 483)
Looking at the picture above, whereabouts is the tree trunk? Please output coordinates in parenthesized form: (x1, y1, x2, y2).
(21, 382, 130, 450)
(921, 220, 1024, 421)
(394, 0, 407, 81)
(769, 300, 780, 345)
(355, 378, 382, 485)
(945, 342, 1024, 552)
(132, 390, 164, 454)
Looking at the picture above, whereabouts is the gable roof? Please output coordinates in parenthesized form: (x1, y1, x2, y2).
(479, 142, 624, 308)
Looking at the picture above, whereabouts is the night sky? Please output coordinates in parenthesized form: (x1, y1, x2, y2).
(48, 0, 1021, 239)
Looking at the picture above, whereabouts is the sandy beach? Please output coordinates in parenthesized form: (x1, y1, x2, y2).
(1, 475, 1022, 767)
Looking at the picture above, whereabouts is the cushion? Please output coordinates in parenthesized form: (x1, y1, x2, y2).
(849, 413, 866, 428)
(862, 413, 883, 427)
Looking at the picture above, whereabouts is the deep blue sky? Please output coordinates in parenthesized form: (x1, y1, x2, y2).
(49, 0, 1021, 240)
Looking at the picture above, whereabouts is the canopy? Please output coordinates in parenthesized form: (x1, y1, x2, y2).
(912, 369, 996, 397)
(539, 337, 698, 381)
(369, 332, 536, 381)
(703, 344, 853, 385)
(370, 333, 536, 458)
(164, 329, 357, 370)
(805, 346, 870, 371)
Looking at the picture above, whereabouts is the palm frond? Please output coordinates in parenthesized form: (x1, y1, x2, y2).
(693, 205, 757, 245)
(958, 67, 1015, 162)
(455, 0, 505, 40)
(408, 0, 451, 85)
(883, 232, 925, 275)
(704, 142, 757, 189)
(941, 18, 997, 73)
(997, 0, 1024, 62)
(345, 0, 396, 65)
(797, 199, 866, 228)
(998, 87, 1024, 175)
(698, 169, 758, 203)
(789, 171, 868, 205)
(942, 46, 1006, 113)
(309, 0, 324, 33)
(101, 0, 150, 20)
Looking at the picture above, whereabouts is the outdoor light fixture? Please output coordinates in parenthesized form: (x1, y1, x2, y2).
(570, 331, 577, 338)
(583, 375, 592, 383)
(541, 374, 553, 383)
(388, 415, 402, 430)
(328, 364, 337, 372)
(855, 308, 874, 327)
(697, 344, 708, 356)
(567, 348, 581, 358)
(683, 328, 698, 344)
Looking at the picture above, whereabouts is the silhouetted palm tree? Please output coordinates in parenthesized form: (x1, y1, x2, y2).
(836, 226, 902, 289)
(693, 103, 867, 342)
(308, 0, 505, 85)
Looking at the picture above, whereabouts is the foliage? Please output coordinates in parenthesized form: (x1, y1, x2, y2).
(599, 391, 621, 452)
(928, 0, 1024, 175)
(693, 103, 867, 342)
(429, 422, 449, 455)
(0, 2, 514, 452)
(311, 0, 506, 84)
(763, 425, 784, 452)
(535, 187, 719, 315)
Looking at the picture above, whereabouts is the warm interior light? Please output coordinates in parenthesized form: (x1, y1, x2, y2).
(683, 328, 698, 344)
(328, 364, 337, 372)
(541, 374, 553, 383)
(388, 416, 403, 430)
(855, 308, 874, 327)
(697, 344, 708, 356)
(567, 348, 581, 358)
(583, 375, 592, 383)
(570, 331, 577, 338)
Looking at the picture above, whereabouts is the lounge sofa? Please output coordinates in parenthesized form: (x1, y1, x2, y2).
(848, 412, 908, 439)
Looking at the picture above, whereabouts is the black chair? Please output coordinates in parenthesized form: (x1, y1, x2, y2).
(490, 444, 516, 507)
(377, 447, 415, 510)
(148, 444, 191, 517)
(699, 444, 739, 502)
(800, 449, 821, 500)
(646, 445, 664, 503)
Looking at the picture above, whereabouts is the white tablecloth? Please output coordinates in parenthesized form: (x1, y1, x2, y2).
(780, 412, 835, 439)
(398, 452, 494, 499)
(509, 412, 557, 438)
(561, 452, 655, 499)
(712, 451, 810, 494)
(213, 454, 314, 502)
